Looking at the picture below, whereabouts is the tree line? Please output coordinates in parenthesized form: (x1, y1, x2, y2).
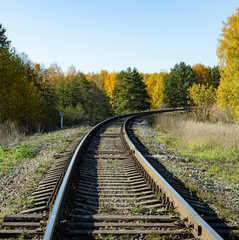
(85, 63, 221, 121)
(85, 8, 239, 123)
(0, 7, 238, 133)
(0, 25, 114, 131)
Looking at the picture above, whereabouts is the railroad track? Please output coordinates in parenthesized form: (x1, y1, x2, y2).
(0, 132, 87, 238)
(0, 110, 238, 239)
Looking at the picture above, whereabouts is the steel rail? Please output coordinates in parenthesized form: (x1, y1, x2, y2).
(123, 115, 223, 240)
(43, 128, 91, 240)
(44, 112, 145, 240)
(43, 109, 188, 240)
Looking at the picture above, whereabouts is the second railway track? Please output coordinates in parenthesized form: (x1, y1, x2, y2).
(44, 110, 227, 240)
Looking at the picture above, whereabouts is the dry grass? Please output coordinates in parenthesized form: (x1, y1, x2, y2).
(0, 121, 25, 146)
(154, 113, 239, 149)
(152, 112, 239, 186)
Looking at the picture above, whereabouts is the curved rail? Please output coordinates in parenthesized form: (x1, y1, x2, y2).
(43, 111, 147, 239)
(44, 109, 189, 240)
(123, 115, 223, 240)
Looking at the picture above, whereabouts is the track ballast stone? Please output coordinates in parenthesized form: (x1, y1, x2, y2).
(132, 117, 239, 226)
(0, 125, 91, 218)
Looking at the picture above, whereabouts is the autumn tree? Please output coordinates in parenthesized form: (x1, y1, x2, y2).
(0, 25, 58, 130)
(85, 72, 93, 82)
(0, 23, 114, 131)
(143, 73, 157, 103)
(103, 72, 117, 103)
(164, 62, 197, 108)
(86, 71, 106, 91)
(113, 67, 150, 115)
(142, 73, 150, 84)
(18, 53, 45, 93)
(188, 84, 216, 121)
(0, 48, 42, 128)
(66, 65, 77, 81)
(57, 74, 113, 124)
(144, 72, 166, 108)
(98, 70, 108, 90)
(192, 64, 221, 89)
(47, 63, 64, 85)
(217, 8, 239, 121)
(192, 64, 210, 85)
(86, 70, 117, 104)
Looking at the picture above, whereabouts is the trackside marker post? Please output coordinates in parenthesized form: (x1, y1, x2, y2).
(59, 112, 64, 128)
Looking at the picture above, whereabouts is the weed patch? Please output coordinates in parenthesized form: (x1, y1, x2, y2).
(19, 232, 34, 240)
(0, 144, 35, 174)
(131, 206, 157, 215)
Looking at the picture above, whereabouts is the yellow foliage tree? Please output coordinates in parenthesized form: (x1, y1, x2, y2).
(143, 72, 166, 108)
(85, 71, 106, 91)
(47, 63, 64, 85)
(192, 64, 210, 85)
(0, 48, 42, 125)
(188, 84, 215, 121)
(34, 63, 40, 72)
(151, 73, 166, 108)
(98, 70, 108, 90)
(85, 71, 117, 105)
(104, 72, 117, 102)
(66, 65, 77, 81)
(217, 8, 239, 121)
(85, 72, 93, 82)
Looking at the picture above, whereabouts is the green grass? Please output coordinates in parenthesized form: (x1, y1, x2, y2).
(0, 124, 92, 175)
(0, 124, 92, 218)
(151, 112, 239, 188)
(131, 206, 157, 215)
(19, 232, 36, 240)
(0, 144, 35, 174)
(95, 234, 132, 240)
(180, 143, 238, 162)
(154, 129, 239, 186)
(0, 125, 91, 175)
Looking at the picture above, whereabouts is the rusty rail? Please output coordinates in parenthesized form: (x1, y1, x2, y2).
(44, 109, 195, 240)
(123, 115, 223, 240)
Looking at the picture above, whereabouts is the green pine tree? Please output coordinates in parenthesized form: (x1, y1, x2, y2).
(0, 24, 10, 50)
(114, 67, 150, 115)
(208, 66, 221, 89)
(164, 62, 197, 108)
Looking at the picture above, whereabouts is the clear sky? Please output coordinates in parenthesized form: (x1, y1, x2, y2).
(1, 0, 238, 73)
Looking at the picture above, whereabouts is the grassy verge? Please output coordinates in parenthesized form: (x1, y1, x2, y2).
(0, 144, 36, 174)
(0, 124, 92, 219)
(0, 125, 91, 175)
(153, 113, 239, 187)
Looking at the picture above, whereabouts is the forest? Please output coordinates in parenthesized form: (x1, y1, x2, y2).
(0, 8, 239, 134)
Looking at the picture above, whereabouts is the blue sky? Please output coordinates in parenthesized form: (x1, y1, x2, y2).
(1, 0, 238, 73)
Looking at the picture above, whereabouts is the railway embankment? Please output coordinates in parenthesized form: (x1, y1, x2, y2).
(132, 116, 239, 227)
(0, 112, 238, 239)
(0, 124, 92, 220)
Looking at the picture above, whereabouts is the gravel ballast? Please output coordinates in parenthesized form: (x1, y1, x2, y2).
(0, 125, 91, 219)
(132, 117, 239, 226)
(0, 118, 238, 229)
